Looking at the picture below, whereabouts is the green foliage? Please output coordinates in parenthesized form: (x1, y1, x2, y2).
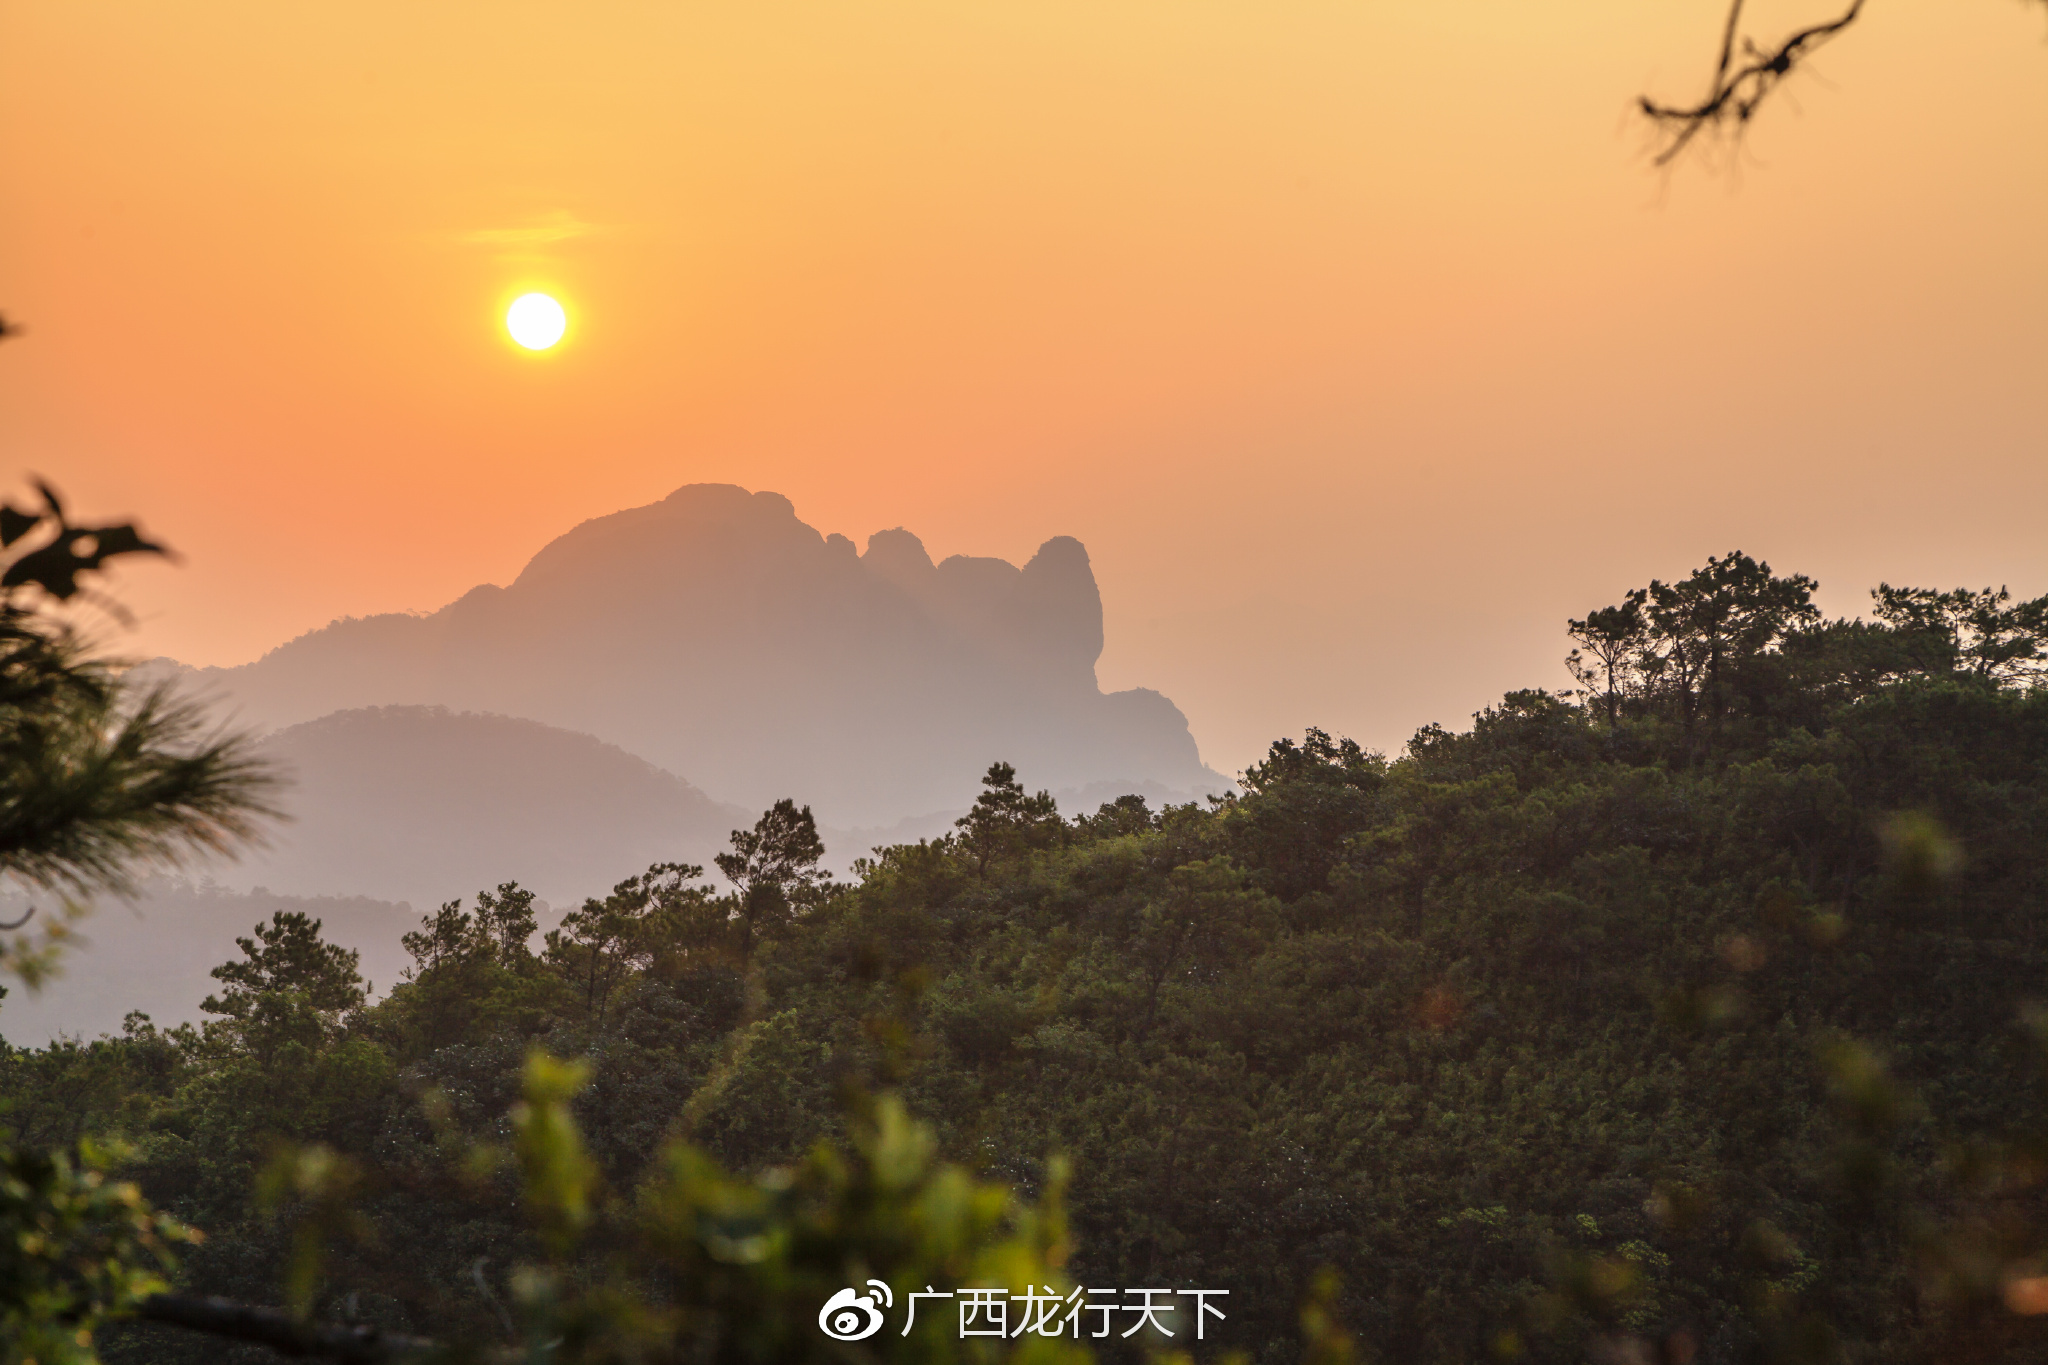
(1298, 1269, 1359, 1365)
(511, 1051, 598, 1257)
(475, 882, 541, 964)
(953, 763, 1062, 877)
(1565, 551, 1823, 739)
(1872, 584, 2048, 683)
(545, 864, 710, 1026)
(205, 911, 366, 1022)
(255, 1142, 370, 1321)
(717, 801, 830, 960)
(0, 1139, 196, 1365)
(200, 911, 366, 1067)
(495, 1062, 1090, 1365)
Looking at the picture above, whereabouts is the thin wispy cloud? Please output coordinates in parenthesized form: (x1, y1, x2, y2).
(459, 210, 610, 248)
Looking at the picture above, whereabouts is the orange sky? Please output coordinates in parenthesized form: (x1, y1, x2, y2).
(2, 0, 2043, 780)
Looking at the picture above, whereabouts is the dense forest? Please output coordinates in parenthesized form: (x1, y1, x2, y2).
(8, 551, 2048, 1365)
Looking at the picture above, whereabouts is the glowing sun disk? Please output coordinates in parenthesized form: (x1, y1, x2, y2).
(506, 293, 567, 350)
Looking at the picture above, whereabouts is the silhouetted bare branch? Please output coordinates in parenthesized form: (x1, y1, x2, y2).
(1641, 0, 1867, 166)
(136, 1294, 436, 1363)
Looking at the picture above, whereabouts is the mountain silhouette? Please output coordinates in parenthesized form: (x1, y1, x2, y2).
(158, 484, 1221, 825)
(238, 705, 746, 907)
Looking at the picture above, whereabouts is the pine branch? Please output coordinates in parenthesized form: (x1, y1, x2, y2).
(0, 640, 282, 897)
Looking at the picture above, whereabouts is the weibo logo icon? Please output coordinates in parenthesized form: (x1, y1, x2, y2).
(819, 1280, 894, 1340)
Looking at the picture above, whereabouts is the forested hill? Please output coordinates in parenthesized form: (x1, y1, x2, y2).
(15, 554, 2048, 1364)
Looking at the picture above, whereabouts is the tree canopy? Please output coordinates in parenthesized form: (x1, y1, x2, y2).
(8, 549, 2048, 1364)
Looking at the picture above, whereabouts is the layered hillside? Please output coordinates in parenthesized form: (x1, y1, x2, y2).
(240, 705, 745, 907)
(158, 484, 1220, 825)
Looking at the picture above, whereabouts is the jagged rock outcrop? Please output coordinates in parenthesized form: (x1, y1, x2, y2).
(160, 484, 1220, 824)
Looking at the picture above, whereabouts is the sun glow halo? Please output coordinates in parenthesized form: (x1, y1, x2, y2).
(505, 293, 567, 350)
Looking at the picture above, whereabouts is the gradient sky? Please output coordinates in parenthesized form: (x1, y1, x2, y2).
(2, 0, 2043, 782)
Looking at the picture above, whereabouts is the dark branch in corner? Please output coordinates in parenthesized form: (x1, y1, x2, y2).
(1640, 0, 1867, 166)
(135, 1294, 438, 1363)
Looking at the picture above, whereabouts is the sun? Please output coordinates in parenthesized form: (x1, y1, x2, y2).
(505, 293, 567, 350)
